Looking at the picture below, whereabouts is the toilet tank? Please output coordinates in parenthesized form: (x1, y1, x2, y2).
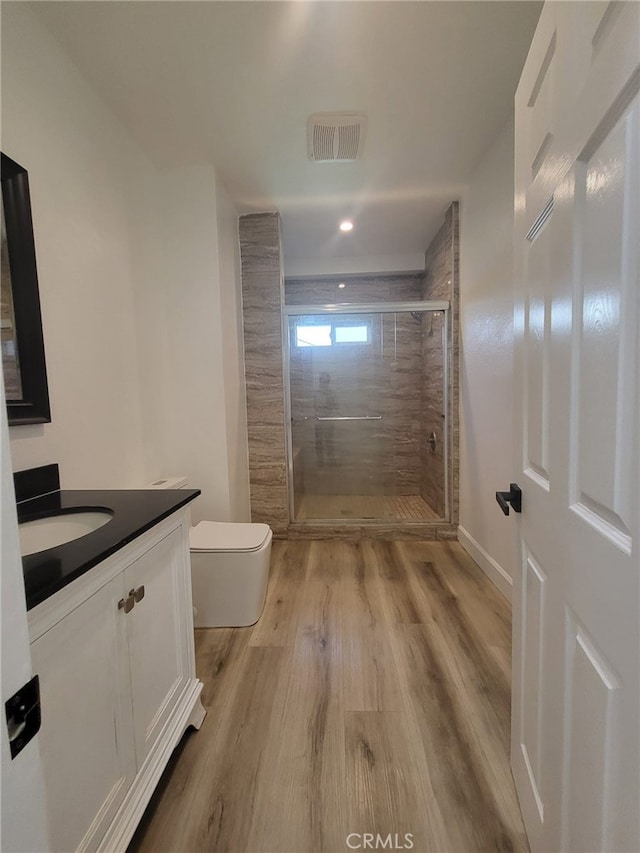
(144, 477, 188, 490)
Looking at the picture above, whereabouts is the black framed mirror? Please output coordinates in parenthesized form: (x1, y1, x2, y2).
(1, 153, 51, 425)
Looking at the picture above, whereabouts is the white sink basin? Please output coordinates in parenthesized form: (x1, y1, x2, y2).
(19, 510, 113, 557)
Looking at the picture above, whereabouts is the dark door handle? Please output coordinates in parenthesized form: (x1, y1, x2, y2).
(496, 483, 522, 515)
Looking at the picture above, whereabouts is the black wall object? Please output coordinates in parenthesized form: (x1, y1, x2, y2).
(1, 152, 51, 425)
(14, 463, 60, 504)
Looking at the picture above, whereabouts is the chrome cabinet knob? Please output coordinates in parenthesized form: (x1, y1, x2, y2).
(131, 585, 145, 603)
(118, 594, 135, 614)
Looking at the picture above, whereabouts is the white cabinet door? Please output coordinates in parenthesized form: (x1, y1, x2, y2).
(31, 579, 135, 853)
(124, 524, 192, 769)
(512, 4, 639, 851)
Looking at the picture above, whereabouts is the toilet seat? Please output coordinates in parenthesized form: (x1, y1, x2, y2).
(189, 521, 271, 553)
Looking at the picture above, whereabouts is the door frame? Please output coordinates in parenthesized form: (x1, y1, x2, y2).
(1, 370, 51, 851)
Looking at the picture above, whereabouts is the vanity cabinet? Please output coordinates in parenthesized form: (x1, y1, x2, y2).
(28, 508, 205, 853)
(31, 577, 134, 852)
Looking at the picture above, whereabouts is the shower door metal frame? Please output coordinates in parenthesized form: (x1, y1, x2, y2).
(282, 301, 450, 524)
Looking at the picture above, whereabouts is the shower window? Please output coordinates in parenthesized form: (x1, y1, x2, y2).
(294, 320, 371, 347)
(334, 323, 369, 344)
(295, 324, 332, 347)
(284, 301, 449, 524)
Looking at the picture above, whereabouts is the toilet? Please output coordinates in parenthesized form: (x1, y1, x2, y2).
(190, 520, 272, 627)
(147, 477, 272, 628)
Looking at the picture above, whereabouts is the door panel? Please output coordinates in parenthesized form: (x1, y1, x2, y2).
(31, 579, 134, 853)
(524, 224, 552, 486)
(564, 614, 620, 853)
(527, 31, 557, 187)
(571, 104, 638, 544)
(519, 548, 546, 819)
(126, 525, 189, 768)
(513, 5, 639, 852)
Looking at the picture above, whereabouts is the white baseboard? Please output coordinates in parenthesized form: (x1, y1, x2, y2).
(457, 525, 512, 602)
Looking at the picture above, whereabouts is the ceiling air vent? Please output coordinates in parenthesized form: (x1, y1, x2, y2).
(307, 112, 367, 162)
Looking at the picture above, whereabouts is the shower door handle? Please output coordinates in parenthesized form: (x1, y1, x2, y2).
(496, 484, 522, 515)
(316, 415, 383, 421)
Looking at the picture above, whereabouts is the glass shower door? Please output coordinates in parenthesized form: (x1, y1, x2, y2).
(285, 304, 448, 523)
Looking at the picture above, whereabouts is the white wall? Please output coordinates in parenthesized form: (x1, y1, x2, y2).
(132, 164, 249, 525)
(3, 3, 146, 488)
(458, 116, 516, 600)
(216, 180, 251, 521)
(2, 4, 250, 521)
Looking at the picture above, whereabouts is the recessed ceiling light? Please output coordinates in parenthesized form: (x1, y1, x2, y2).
(339, 220, 354, 232)
(338, 282, 346, 289)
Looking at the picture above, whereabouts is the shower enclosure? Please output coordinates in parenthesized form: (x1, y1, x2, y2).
(284, 301, 449, 523)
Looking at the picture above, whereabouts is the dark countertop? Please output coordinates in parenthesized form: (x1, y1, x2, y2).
(20, 489, 200, 611)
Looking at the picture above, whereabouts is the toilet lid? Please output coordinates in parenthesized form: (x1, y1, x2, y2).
(189, 521, 271, 553)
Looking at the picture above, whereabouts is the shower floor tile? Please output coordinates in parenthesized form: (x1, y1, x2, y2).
(296, 493, 440, 522)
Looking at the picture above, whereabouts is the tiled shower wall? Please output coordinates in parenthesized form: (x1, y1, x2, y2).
(421, 202, 459, 522)
(285, 275, 421, 306)
(239, 213, 288, 534)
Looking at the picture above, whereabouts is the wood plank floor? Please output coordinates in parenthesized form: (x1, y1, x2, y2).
(129, 540, 528, 853)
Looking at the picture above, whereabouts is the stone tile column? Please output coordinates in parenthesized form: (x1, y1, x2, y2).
(239, 213, 288, 534)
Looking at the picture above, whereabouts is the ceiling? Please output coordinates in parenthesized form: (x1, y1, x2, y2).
(29, 1, 542, 272)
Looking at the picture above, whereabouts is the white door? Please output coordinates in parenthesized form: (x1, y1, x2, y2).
(512, 3, 639, 852)
(0, 374, 50, 851)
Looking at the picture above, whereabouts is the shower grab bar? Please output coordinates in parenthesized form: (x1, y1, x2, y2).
(315, 415, 383, 421)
